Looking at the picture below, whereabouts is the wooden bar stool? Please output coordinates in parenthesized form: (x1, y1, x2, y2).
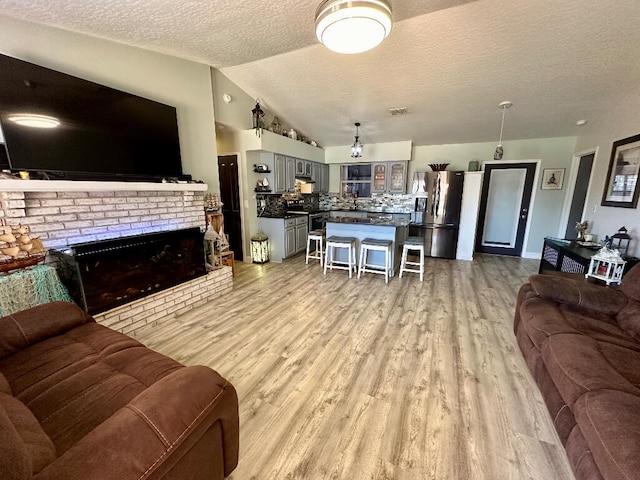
(306, 229, 325, 266)
(324, 236, 357, 278)
(358, 238, 393, 283)
(399, 237, 424, 281)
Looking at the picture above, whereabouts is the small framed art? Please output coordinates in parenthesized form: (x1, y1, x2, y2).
(541, 168, 564, 190)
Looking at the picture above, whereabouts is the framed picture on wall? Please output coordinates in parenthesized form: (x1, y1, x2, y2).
(602, 133, 640, 208)
(541, 168, 564, 190)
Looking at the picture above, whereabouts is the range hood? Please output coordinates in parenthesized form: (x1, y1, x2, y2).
(295, 175, 315, 183)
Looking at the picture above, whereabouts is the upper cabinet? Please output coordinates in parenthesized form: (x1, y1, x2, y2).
(371, 161, 407, 194)
(258, 152, 329, 194)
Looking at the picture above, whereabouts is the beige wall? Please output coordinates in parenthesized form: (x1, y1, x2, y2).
(574, 86, 640, 255)
(0, 15, 219, 191)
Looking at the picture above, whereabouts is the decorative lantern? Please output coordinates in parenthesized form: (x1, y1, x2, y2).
(611, 226, 631, 257)
(252, 99, 265, 136)
(251, 233, 269, 264)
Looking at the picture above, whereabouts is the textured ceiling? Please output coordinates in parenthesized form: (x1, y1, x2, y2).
(1, 0, 639, 147)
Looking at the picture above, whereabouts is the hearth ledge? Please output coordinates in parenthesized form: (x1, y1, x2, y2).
(0, 179, 208, 192)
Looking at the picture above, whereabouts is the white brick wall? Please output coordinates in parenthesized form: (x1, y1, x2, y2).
(0, 187, 228, 330)
(94, 267, 233, 336)
(0, 190, 205, 250)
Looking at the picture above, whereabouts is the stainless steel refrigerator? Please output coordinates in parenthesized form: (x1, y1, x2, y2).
(409, 171, 464, 259)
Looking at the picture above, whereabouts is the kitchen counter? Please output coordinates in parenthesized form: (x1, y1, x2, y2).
(326, 217, 409, 227)
(325, 220, 408, 276)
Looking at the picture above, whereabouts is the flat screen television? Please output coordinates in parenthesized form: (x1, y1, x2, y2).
(0, 53, 183, 182)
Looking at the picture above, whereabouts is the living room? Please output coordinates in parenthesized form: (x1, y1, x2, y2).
(1, 1, 640, 479)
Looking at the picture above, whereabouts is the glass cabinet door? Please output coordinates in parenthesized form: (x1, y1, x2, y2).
(372, 163, 387, 193)
(295, 159, 304, 176)
(388, 162, 407, 193)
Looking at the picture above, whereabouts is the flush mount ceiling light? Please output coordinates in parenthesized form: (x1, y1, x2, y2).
(7, 113, 60, 129)
(315, 0, 393, 54)
(351, 122, 363, 158)
(493, 101, 512, 160)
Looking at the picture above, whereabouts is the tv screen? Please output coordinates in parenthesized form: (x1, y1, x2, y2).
(0, 54, 182, 181)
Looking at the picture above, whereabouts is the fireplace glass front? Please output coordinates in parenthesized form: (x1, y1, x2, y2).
(53, 228, 206, 314)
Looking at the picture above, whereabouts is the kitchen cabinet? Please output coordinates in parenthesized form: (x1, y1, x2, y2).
(321, 164, 330, 192)
(295, 159, 304, 177)
(304, 161, 313, 178)
(371, 161, 407, 194)
(285, 157, 296, 192)
(274, 154, 287, 193)
(260, 216, 308, 262)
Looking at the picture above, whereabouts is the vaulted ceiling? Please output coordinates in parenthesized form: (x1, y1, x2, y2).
(1, 0, 639, 147)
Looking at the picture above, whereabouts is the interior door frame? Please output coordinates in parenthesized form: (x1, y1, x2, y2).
(479, 160, 540, 257)
(557, 147, 598, 238)
(217, 150, 246, 261)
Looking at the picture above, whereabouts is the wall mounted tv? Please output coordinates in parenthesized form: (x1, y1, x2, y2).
(0, 53, 183, 182)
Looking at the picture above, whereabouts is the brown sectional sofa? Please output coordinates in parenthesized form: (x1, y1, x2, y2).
(0, 302, 239, 480)
(515, 266, 640, 480)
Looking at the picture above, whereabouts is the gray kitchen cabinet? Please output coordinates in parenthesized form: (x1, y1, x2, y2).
(274, 154, 287, 193)
(312, 162, 323, 192)
(261, 216, 308, 263)
(370, 161, 407, 194)
(285, 223, 297, 257)
(286, 157, 296, 192)
(295, 158, 304, 177)
(304, 160, 313, 178)
(321, 164, 330, 192)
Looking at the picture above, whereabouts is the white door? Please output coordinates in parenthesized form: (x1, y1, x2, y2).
(476, 162, 536, 256)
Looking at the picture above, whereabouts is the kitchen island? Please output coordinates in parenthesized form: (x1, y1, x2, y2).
(326, 217, 408, 276)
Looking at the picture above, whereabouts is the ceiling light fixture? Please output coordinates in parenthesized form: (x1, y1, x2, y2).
(351, 122, 363, 158)
(494, 101, 512, 160)
(7, 113, 60, 129)
(315, 0, 393, 54)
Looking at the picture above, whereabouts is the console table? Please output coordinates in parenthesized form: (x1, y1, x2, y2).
(539, 237, 597, 275)
(0, 265, 73, 316)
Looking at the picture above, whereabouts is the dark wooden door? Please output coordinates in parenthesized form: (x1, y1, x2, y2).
(217, 155, 243, 261)
(475, 162, 536, 256)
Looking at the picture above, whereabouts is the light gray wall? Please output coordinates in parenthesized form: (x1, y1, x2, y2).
(0, 16, 219, 191)
(412, 137, 577, 257)
(574, 86, 640, 255)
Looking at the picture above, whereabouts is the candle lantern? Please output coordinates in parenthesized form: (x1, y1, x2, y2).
(252, 99, 265, 136)
(251, 233, 270, 264)
(611, 226, 631, 257)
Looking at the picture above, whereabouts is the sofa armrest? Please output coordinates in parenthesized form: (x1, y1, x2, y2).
(528, 274, 628, 315)
(0, 302, 91, 361)
(33, 365, 239, 480)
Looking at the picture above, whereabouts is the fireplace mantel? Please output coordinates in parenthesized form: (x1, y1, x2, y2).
(0, 179, 208, 192)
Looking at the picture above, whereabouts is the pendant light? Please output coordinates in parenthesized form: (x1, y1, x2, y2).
(315, 0, 393, 54)
(494, 101, 512, 160)
(351, 122, 363, 158)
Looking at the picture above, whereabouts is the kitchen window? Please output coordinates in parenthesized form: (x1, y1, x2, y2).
(341, 164, 371, 198)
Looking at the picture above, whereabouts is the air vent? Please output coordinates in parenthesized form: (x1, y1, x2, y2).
(388, 107, 408, 116)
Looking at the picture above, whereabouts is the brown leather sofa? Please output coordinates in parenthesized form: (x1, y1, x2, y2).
(0, 302, 239, 480)
(515, 266, 640, 480)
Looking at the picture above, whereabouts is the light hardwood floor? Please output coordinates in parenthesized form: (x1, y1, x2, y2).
(136, 253, 575, 480)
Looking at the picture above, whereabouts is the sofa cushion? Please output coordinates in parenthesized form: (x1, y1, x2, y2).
(574, 389, 640, 480)
(541, 333, 640, 408)
(0, 302, 91, 361)
(0, 392, 56, 478)
(0, 371, 11, 395)
(616, 300, 640, 343)
(620, 262, 640, 302)
(0, 322, 183, 455)
(529, 274, 628, 315)
(519, 296, 638, 353)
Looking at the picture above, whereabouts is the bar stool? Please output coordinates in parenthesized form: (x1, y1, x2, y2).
(324, 236, 357, 278)
(306, 229, 325, 266)
(399, 236, 424, 281)
(358, 238, 393, 283)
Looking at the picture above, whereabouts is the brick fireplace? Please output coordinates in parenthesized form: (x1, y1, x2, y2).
(0, 180, 232, 335)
